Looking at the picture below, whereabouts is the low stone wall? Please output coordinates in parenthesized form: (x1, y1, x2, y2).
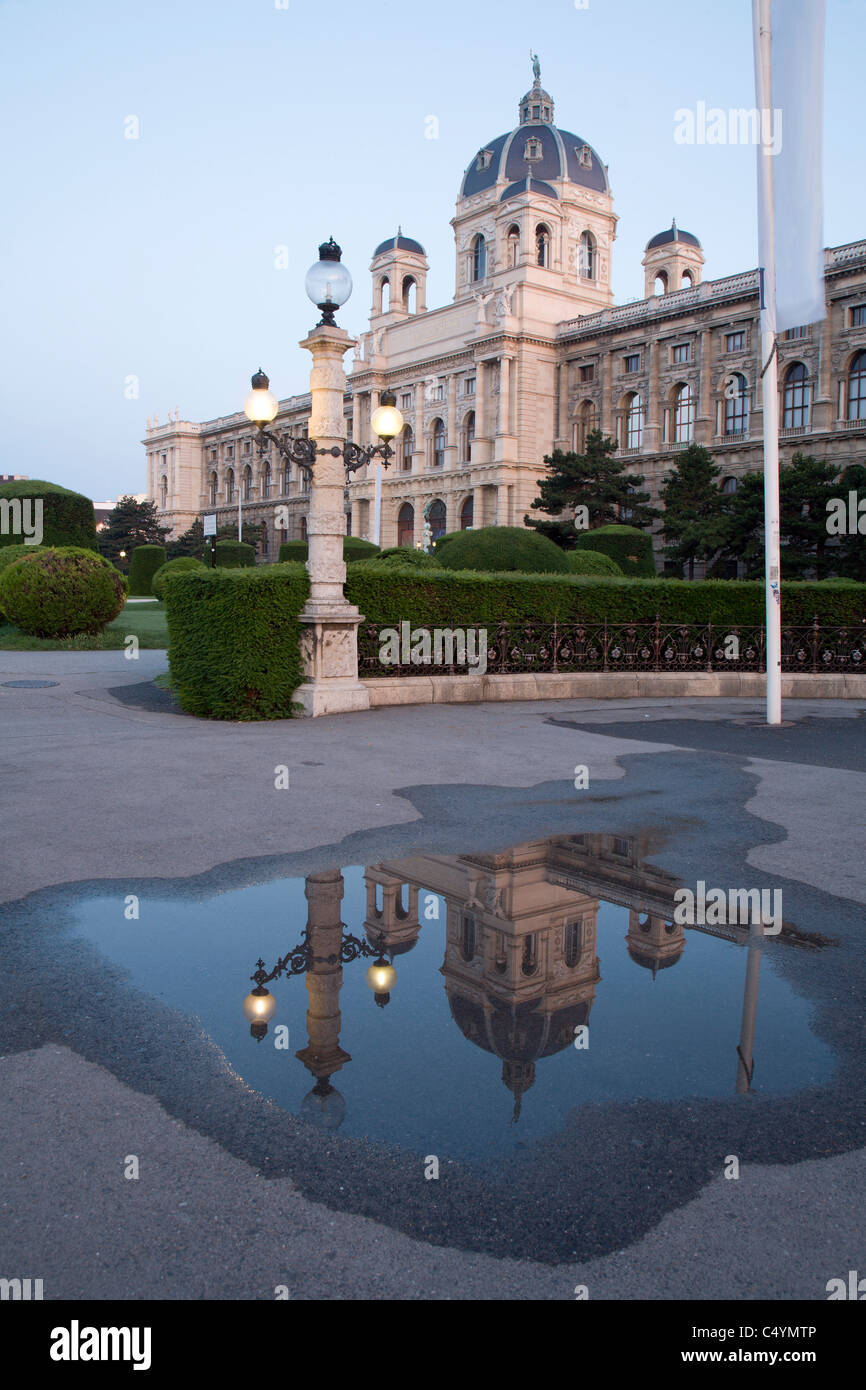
(362, 671, 866, 707)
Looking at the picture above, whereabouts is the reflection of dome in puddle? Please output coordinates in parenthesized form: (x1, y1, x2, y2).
(299, 1079, 346, 1130)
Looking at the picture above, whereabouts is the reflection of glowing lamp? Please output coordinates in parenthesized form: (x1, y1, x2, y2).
(243, 985, 276, 1041)
(366, 955, 397, 1008)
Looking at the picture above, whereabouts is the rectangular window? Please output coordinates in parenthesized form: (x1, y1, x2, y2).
(210, 448, 217, 462)
(578, 364, 595, 383)
(612, 837, 630, 858)
(400, 392, 413, 409)
(464, 378, 475, 396)
(226, 446, 234, 460)
(436, 384, 445, 402)
(785, 326, 808, 340)
(672, 344, 690, 364)
(725, 331, 745, 352)
(623, 354, 640, 374)
(851, 306, 866, 327)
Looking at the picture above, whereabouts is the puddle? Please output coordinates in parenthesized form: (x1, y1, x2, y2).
(65, 833, 833, 1163)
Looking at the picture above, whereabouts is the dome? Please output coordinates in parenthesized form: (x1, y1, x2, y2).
(645, 219, 701, 252)
(460, 66, 608, 201)
(373, 231, 426, 258)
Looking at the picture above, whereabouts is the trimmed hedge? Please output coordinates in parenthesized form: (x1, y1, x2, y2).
(214, 540, 256, 568)
(565, 549, 623, 577)
(0, 543, 44, 619)
(278, 537, 380, 564)
(376, 547, 440, 569)
(151, 555, 206, 600)
(0, 479, 98, 551)
(0, 546, 127, 637)
(345, 564, 866, 630)
(164, 563, 310, 719)
(128, 544, 166, 595)
(574, 524, 656, 577)
(433, 525, 570, 574)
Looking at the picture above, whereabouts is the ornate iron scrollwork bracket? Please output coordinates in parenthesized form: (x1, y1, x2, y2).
(255, 427, 394, 482)
(251, 924, 387, 986)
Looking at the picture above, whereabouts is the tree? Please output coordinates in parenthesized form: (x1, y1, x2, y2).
(99, 496, 169, 569)
(828, 462, 866, 581)
(166, 517, 261, 561)
(525, 429, 658, 547)
(720, 453, 846, 579)
(659, 444, 727, 578)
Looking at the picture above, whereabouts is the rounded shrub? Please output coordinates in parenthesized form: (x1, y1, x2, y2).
(278, 538, 380, 564)
(214, 540, 256, 569)
(151, 555, 207, 600)
(0, 546, 127, 637)
(0, 544, 44, 619)
(128, 544, 167, 595)
(574, 524, 656, 577)
(376, 547, 440, 569)
(564, 549, 623, 577)
(0, 479, 98, 551)
(433, 525, 570, 574)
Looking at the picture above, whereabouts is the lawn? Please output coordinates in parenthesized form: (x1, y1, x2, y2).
(0, 600, 169, 650)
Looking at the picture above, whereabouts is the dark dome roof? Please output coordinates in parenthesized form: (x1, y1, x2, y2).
(462, 124, 608, 200)
(500, 177, 558, 203)
(373, 232, 425, 258)
(448, 994, 590, 1061)
(627, 944, 683, 971)
(646, 220, 701, 251)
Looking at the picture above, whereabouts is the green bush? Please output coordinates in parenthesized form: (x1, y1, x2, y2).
(375, 547, 440, 569)
(433, 525, 570, 574)
(164, 563, 310, 719)
(345, 565, 866, 632)
(0, 546, 127, 637)
(277, 537, 380, 564)
(0, 543, 44, 619)
(151, 555, 207, 601)
(214, 540, 256, 569)
(128, 545, 167, 595)
(574, 524, 656, 577)
(0, 479, 98, 551)
(565, 549, 623, 577)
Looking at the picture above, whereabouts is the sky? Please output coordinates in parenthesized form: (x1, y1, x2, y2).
(1, 0, 863, 502)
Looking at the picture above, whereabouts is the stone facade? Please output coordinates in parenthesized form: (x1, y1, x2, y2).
(144, 70, 866, 559)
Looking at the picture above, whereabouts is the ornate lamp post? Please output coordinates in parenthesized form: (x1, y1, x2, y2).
(243, 238, 404, 717)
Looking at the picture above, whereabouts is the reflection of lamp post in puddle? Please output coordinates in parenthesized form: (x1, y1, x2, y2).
(241, 870, 397, 1130)
(736, 920, 765, 1094)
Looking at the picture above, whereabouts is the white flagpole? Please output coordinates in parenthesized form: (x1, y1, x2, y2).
(754, 0, 782, 725)
(372, 463, 382, 546)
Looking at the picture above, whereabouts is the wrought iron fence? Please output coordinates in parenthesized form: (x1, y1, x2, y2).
(358, 618, 865, 678)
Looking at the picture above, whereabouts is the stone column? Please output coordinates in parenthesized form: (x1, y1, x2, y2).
(293, 325, 371, 717)
(294, 870, 351, 1085)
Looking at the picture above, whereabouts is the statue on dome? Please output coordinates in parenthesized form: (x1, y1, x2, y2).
(530, 50, 541, 84)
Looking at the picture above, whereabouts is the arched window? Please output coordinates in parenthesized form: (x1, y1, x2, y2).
(507, 224, 520, 268)
(432, 417, 445, 468)
(460, 914, 476, 962)
(159, 475, 168, 509)
(209, 471, 218, 506)
(471, 233, 486, 282)
(428, 499, 446, 539)
(654, 270, 668, 295)
(565, 920, 584, 968)
(577, 399, 596, 451)
(283, 459, 291, 494)
(226, 468, 235, 504)
(625, 393, 644, 449)
(725, 373, 749, 435)
(243, 464, 253, 501)
(460, 495, 474, 529)
(674, 383, 695, 443)
(397, 502, 414, 547)
(262, 462, 272, 499)
(400, 423, 413, 472)
(682, 269, 694, 288)
(380, 277, 390, 313)
(578, 231, 596, 279)
(463, 410, 475, 461)
(300, 515, 308, 540)
(402, 276, 416, 313)
(721, 475, 739, 494)
(783, 362, 810, 428)
(521, 934, 538, 977)
(536, 223, 550, 267)
(848, 351, 866, 420)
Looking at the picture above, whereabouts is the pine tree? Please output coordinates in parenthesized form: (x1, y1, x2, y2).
(99, 496, 169, 566)
(525, 430, 658, 547)
(659, 444, 727, 578)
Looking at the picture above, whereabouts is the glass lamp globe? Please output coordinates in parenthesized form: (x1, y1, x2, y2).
(305, 238, 352, 313)
(365, 958, 396, 995)
(370, 391, 404, 442)
(243, 987, 277, 1024)
(243, 369, 279, 425)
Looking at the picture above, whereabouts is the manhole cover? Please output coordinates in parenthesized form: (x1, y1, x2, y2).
(2, 680, 60, 689)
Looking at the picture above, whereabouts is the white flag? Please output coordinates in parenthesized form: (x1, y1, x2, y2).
(753, 0, 826, 333)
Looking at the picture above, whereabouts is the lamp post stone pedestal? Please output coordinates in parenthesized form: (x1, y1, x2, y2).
(293, 325, 371, 718)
